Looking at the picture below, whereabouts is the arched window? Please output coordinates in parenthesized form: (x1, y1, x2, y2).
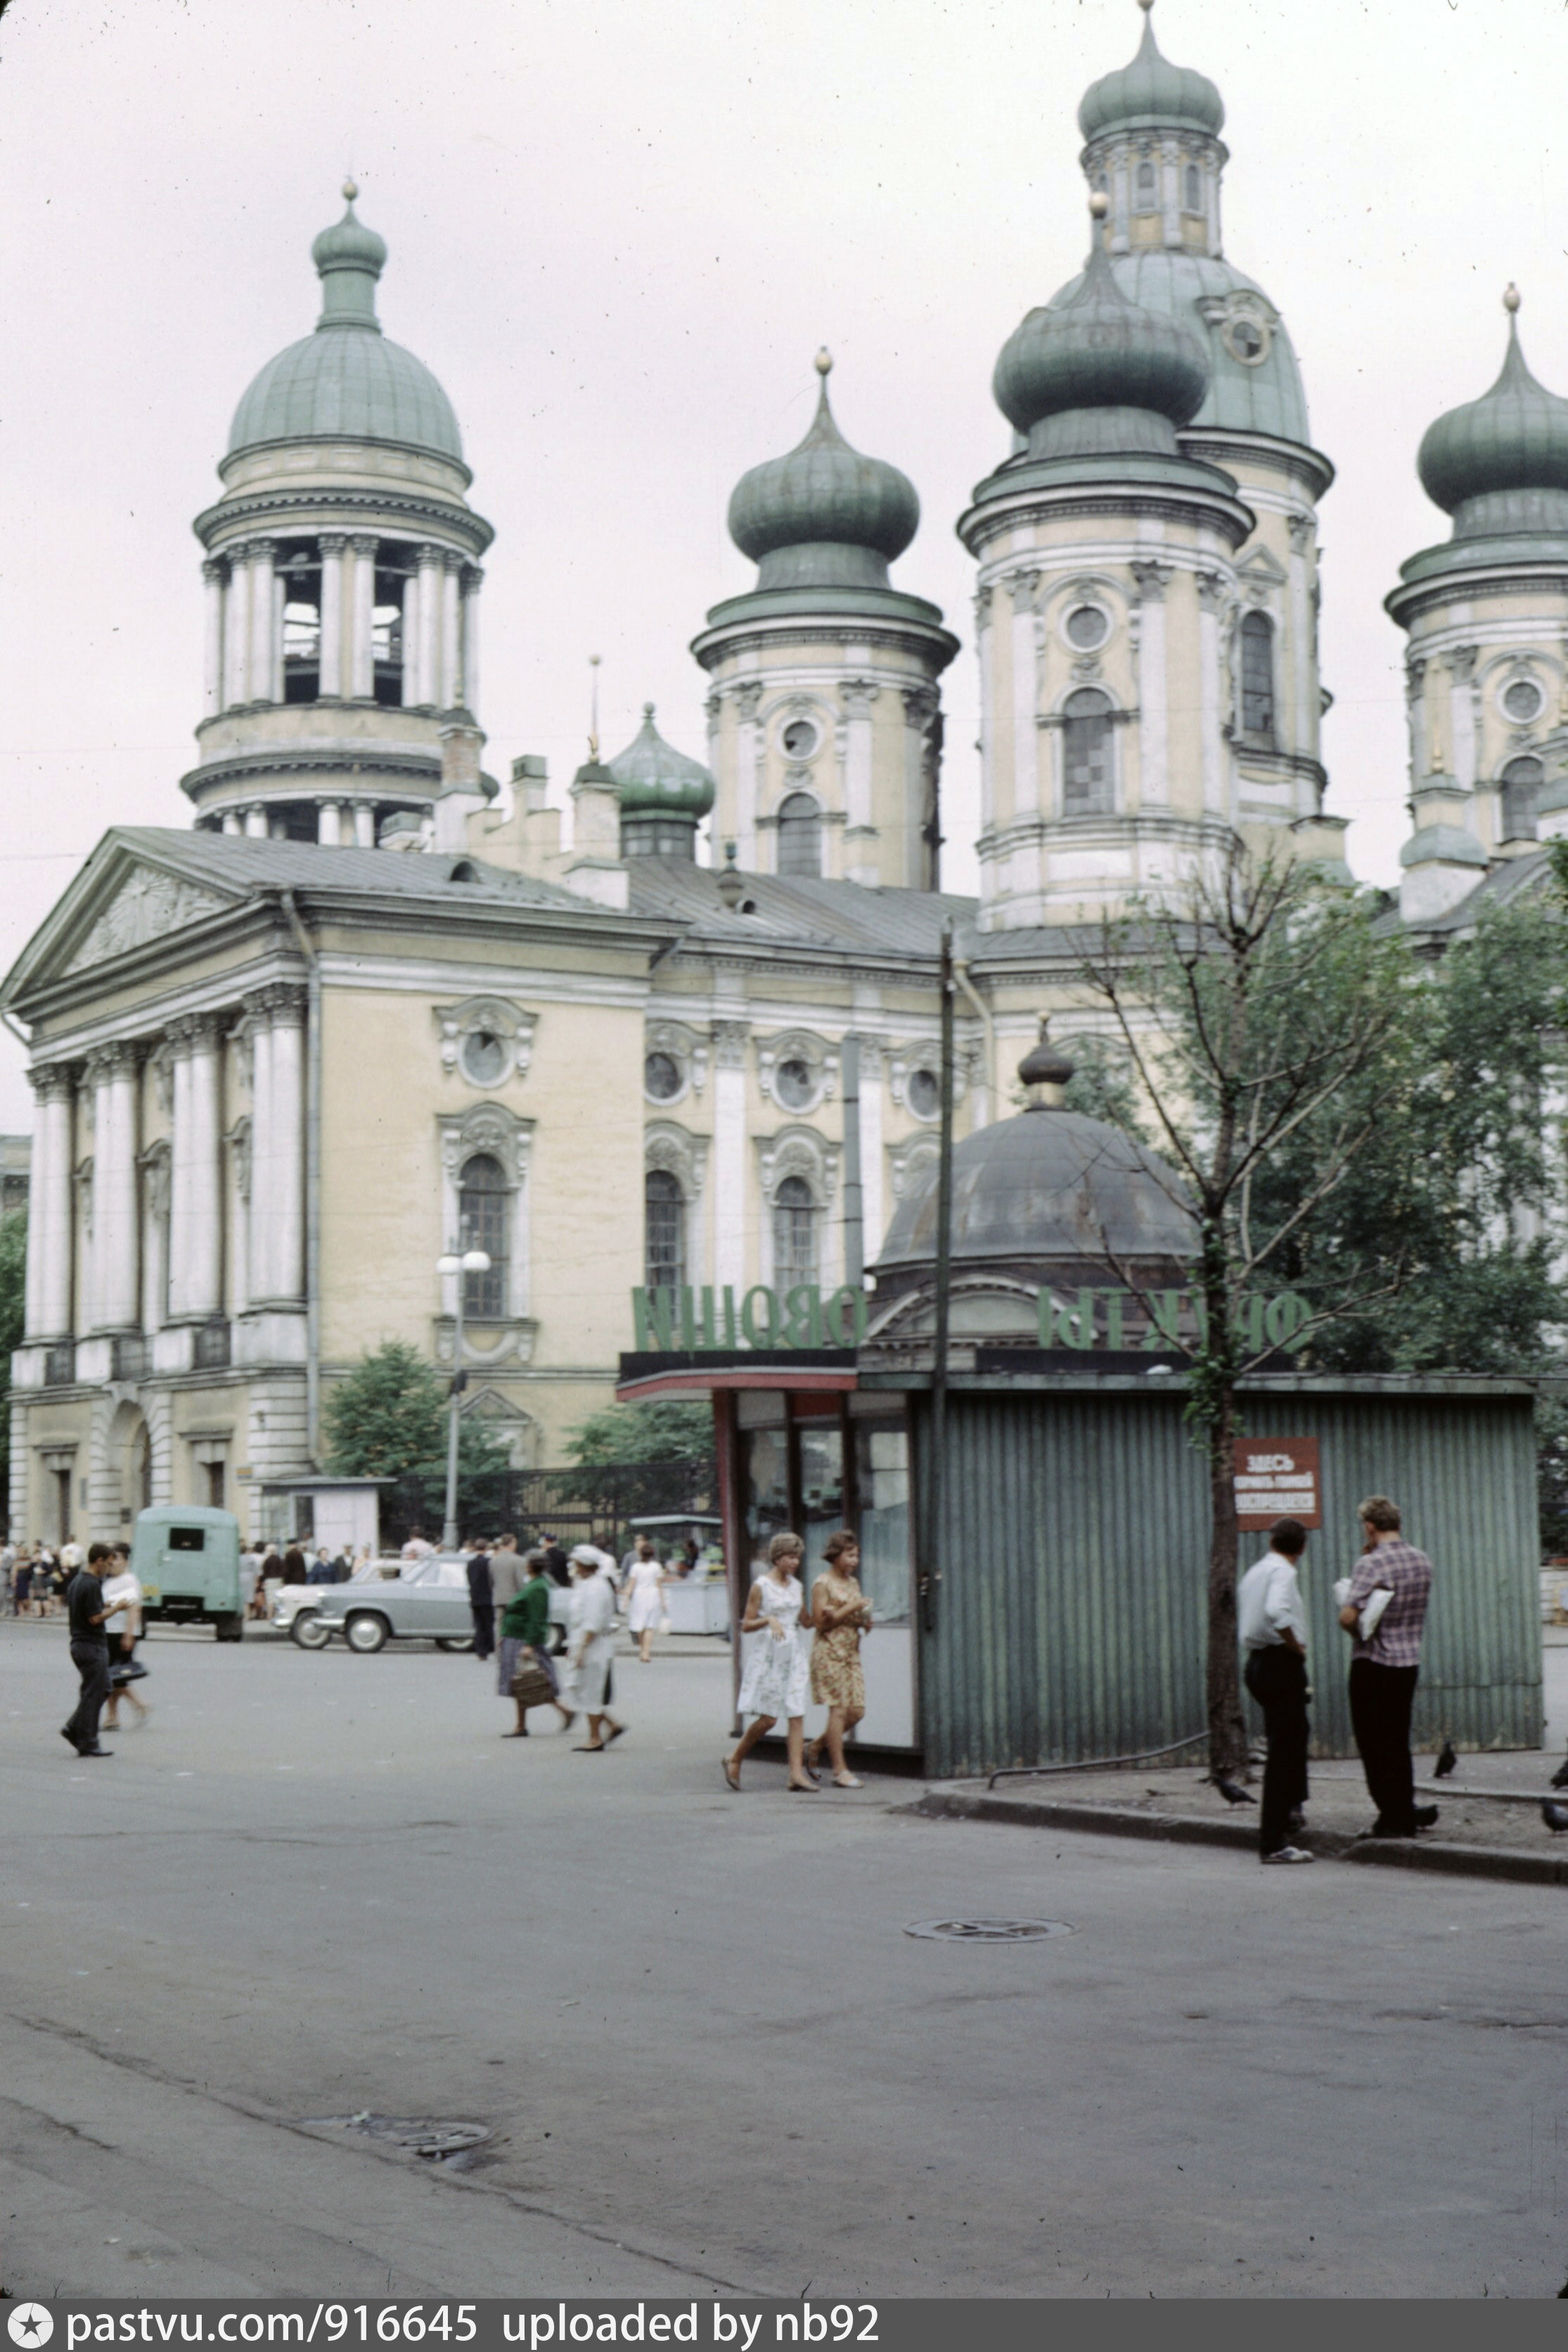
(1062, 689, 1114, 816)
(645, 1168, 685, 1291)
(777, 792, 822, 878)
(1134, 158, 1158, 212)
(773, 1175, 818, 1286)
(1184, 162, 1201, 212)
(1240, 612, 1275, 740)
(1500, 756, 1543, 842)
(458, 1152, 507, 1317)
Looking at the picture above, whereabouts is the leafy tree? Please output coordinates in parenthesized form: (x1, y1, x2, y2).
(1060, 1037, 1150, 1140)
(1077, 847, 1416, 1778)
(560, 1400, 716, 1522)
(322, 1339, 508, 1535)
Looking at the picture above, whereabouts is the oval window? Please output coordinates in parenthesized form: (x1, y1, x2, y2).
(1065, 605, 1109, 650)
(1503, 678, 1543, 723)
(461, 1029, 507, 1084)
(775, 1058, 815, 1110)
(644, 1050, 683, 1102)
(906, 1067, 940, 1119)
(781, 719, 818, 759)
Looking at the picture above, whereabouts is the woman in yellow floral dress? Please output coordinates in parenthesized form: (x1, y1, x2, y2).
(807, 1529, 872, 1787)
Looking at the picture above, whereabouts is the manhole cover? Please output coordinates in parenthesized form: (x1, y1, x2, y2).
(303, 2112, 491, 2162)
(905, 1917, 1075, 1941)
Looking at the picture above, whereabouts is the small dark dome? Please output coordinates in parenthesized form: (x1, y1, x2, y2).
(1017, 1020, 1074, 1093)
(994, 229, 1209, 445)
(876, 1104, 1193, 1278)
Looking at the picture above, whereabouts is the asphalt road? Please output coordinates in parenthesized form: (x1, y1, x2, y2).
(3, 1619, 1565, 2300)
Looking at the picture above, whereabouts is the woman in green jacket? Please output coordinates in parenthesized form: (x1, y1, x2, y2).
(499, 1553, 577, 1739)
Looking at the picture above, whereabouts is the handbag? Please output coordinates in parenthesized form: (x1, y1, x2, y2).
(509, 1649, 556, 1709)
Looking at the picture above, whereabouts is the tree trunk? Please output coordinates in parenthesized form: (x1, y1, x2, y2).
(1205, 1388, 1248, 1780)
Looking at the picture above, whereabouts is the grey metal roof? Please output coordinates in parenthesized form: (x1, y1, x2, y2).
(1398, 846, 1557, 938)
(625, 856, 978, 959)
(107, 828, 596, 913)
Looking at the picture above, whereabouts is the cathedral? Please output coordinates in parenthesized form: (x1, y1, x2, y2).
(6, 0, 1566, 1543)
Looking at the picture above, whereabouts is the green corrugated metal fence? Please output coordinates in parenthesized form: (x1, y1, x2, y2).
(913, 1382, 1542, 1782)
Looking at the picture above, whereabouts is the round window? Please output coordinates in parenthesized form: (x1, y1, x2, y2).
(781, 719, 819, 760)
(1503, 678, 1544, 723)
(1222, 312, 1270, 366)
(775, 1057, 815, 1110)
(1065, 605, 1109, 650)
(906, 1067, 941, 1119)
(644, 1050, 683, 1102)
(461, 1029, 507, 1084)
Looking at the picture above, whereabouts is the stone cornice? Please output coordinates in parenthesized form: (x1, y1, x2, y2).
(181, 747, 442, 802)
(958, 479, 1252, 558)
(691, 611, 959, 676)
(194, 486, 494, 558)
(1386, 558, 1568, 632)
(1177, 428, 1335, 502)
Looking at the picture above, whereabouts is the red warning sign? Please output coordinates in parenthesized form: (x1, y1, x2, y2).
(1233, 1437, 1321, 1531)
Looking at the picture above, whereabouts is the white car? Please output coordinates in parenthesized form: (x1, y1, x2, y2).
(291, 1555, 477, 1653)
(271, 1561, 384, 1638)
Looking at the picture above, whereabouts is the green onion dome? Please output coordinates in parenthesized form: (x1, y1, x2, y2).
(727, 352, 920, 590)
(1417, 288, 1568, 536)
(226, 183, 463, 466)
(994, 205, 1210, 457)
(1077, 0, 1224, 142)
(608, 705, 715, 821)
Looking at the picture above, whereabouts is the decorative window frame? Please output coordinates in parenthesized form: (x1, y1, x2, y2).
(757, 1124, 839, 1290)
(643, 1019, 708, 1108)
(1494, 662, 1548, 731)
(757, 1029, 840, 1114)
(1233, 603, 1280, 747)
(1197, 289, 1278, 368)
(887, 1135, 939, 1203)
(433, 996, 537, 1088)
(459, 1384, 541, 1470)
(644, 1122, 707, 1290)
(888, 1047, 966, 1119)
(435, 1103, 536, 1368)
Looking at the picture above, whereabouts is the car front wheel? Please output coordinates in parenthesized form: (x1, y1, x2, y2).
(344, 1612, 390, 1654)
(290, 1611, 332, 1650)
(435, 1636, 475, 1654)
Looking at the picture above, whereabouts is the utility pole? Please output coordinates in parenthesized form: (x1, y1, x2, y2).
(436, 1218, 491, 1553)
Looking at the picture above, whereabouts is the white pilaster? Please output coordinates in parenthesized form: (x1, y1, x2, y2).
(319, 534, 347, 700)
(1288, 518, 1313, 759)
(859, 1041, 885, 1257)
(248, 541, 276, 707)
(140, 1148, 169, 1332)
(975, 586, 996, 832)
(1197, 574, 1226, 814)
(169, 1016, 223, 1320)
(271, 571, 285, 702)
(735, 686, 761, 864)
(1132, 563, 1171, 805)
(247, 1014, 274, 1302)
(399, 568, 421, 707)
(842, 683, 876, 830)
(268, 993, 306, 1302)
(202, 560, 224, 719)
(1010, 574, 1040, 817)
(712, 1020, 748, 1291)
(89, 1044, 140, 1331)
(1450, 648, 1479, 790)
(349, 535, 377, 700)
(416, 544, 442, 708)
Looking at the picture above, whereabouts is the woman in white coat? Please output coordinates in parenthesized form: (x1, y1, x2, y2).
(622, 1537, 667, 1664)
(563, 1546, 625, 1752)
(722, 1531, 817, 1793)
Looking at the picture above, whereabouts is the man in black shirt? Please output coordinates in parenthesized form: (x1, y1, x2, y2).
(63, 1541, 117, 1756)
(539, 1534, 570, 1654)
(465, 1538, 494, 1661)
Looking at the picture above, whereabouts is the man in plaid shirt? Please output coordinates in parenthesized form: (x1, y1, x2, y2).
(1338, 1493, 1438, 1839)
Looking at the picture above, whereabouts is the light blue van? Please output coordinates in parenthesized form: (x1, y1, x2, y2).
(130, 1505, 245, 1641)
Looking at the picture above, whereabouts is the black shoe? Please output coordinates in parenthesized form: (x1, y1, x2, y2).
(76, 1745, 114, 1758)
(1413, 1803, 1439, 1830)
(60, 1726, 82, 1752)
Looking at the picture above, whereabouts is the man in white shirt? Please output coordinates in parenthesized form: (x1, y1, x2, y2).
(1238, 1517, 1313, 1865)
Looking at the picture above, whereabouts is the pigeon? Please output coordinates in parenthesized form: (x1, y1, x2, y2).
(1434, 1740, 1457, 1779)
(1550, 1755, 1568, 1792)
(1541, 1800, 1568, 1834)
(1215, 1778, 1257, 1807)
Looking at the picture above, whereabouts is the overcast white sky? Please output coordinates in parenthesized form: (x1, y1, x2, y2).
(1, 0, 1565, 1131)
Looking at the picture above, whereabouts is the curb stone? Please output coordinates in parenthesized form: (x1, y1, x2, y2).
(902, 1787, 1568, 1888)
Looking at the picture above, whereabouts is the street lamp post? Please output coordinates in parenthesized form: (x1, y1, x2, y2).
(436, 1222, 491, 1553)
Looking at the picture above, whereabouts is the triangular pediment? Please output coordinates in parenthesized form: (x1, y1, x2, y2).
(65, 863, 230, 974)
(1236, 545, 1288, 586)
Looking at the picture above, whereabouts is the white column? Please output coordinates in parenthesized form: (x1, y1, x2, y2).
(349, 534, 377, 700)
(416, 544, 442, 707)
(318, 534, 347, 700)
(975, 586, 996, 832)
(1197, 573, 1226, 814)
(842, 683, 876, 830)
(89, 1044, 140, 1330)
(399, 567, 421, 707)
(247, 1012, 274, 1302)
(459, 565, 482, 714)
(221, 810, 242, 836)
(268, 994, 306, 1302)
(202, 560, 225, 718)
(248, 541, 276, 706)
(318, 802, 343, 845)
(271, 571, 286, 702)
(1010, 574, 1039, 816)
(353, 801, 375, 848)
(140, 1150, 169, 1332)
(1450, 648, 1479, 789)
(169, 1017, 223, 1319)
(1132, 563, 1171, 805)
(712, 1020, 748, 1291)
(223, 544, 250, 707)
(439, 554, 461, 709)
(859, 1041, 885, 1258)
(26, 1065, 74, 1339)
(243, 805, 268, 838)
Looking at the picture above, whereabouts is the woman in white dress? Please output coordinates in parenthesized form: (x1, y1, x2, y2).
(563, 1546, 626, 1752)
(723, 1531, 817, 1793)
(622, 1538, 667, 1664)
